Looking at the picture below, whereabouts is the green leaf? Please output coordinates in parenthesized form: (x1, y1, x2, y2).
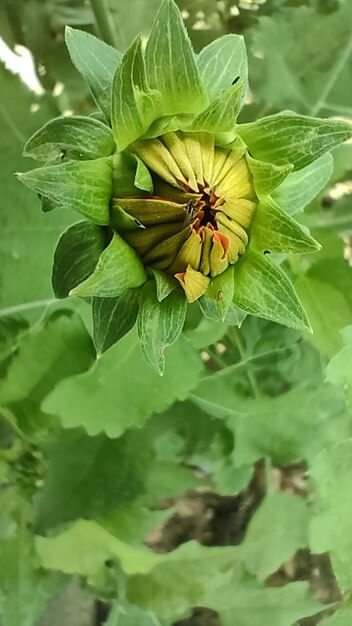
(111, 37, 159, 151)
(233, 250, 311, 332)
(241, 491, 309, 581)
(199, 297, 245, 327)
(191, 82, 244, 136)
(105, 602, 160, 626)
(52, 221, 108, 298)
(295, 263, 352, 357)
(23, 115, 115, 162)
(92, 289, 140, 354)
(134, 157, 153, 192)
(320, 605, 352, 626)
(310, 441, 352, 590)
(137, 282, 187, 375)
(0, 64, 73, 314)
(36, 519, 160, 577)
(204, 266, 235, 322)
(65, 27, 122, 120)
(238, 114, 352, 171)
(34, 428, 153, 532)
(42, 329, 203, 436)
(272, 153, 333, 216)
(209, 581, 322, 626)
(197, 34, 248, 100)
(17, 157, 113, 225)
(250, 197, 321, 254)
(246, 155, 293, 196)
(71, 233, 147, 298)
(112, 152, 152, 198)
(151, 270, 177, 302)
(326, 326, 352, 410)
(144, 0, 206, 117)
(0, 312, 95, 407)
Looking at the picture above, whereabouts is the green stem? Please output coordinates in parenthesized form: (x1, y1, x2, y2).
(89, 0, 118, 48)
(0, 406, 28, 442)
(228, 328, 261, 399)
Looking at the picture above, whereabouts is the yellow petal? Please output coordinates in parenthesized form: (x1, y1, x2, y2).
(131, 138, 187, 188)
(175, 265, 210, 303)
(162, 132, 198, 191)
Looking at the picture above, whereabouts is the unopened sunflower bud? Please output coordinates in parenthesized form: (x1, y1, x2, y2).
(18, 0, 352, 371)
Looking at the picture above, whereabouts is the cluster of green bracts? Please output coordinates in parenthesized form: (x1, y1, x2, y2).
(18, 0, 352, 372)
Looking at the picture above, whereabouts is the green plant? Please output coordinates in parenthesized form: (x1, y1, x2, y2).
(1, 0, 352, 625)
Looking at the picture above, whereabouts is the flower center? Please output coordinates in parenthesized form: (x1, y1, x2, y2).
(112, 131, 258, 302)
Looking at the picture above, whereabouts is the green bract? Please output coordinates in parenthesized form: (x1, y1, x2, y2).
(18, 0, 352, 374)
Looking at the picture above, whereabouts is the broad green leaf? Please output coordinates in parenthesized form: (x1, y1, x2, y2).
(42, 329, 203, 437)
(310, 441, 352, 590)
(36, 519, 160, 577)
(250, 197, 321, 254)
(321, 605, 352, 626)
(204, 266, 235, 322)
(209, 580, 322, 626)
(272, 153, 333, 216)
(247, 155, 293, 196)
(137, 282, 187, 374)
(128, 541, 244, 622)
(191, 82, 244, 136)
(248, 3, 352, 117)
(65, 27, 122, 120)
(92, 289, 140, 354)
(71, 233, 147, 298)
(197, 34, 248, 100)
(0, 312, 95, 407)
(295, 267, 352, 357)
(105, 602, 160, 626)
(144, 0, 206, 117)
(24, 115, 115, 162)
(0, 64, 73, 314)
(193, 381, 347, 464)
(241, 491, 309, 581)
(18, 157, 113, 225)
(326, 326, 352, 410)
(238, 115, 352, 171)
(151, 270, 177, 302)
(233, 250, 311, 332)
(111, 37, 159, 151)
(52, 221, 108, 298)
(34, 428, 153, 532)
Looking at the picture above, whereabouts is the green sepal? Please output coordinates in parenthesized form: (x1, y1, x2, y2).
(137, 280, 187, 375)
(111, 152, 152, 198)
(272, 153, 333, 216)
(110, 200, 145, 232)
(134, 156, 154, 192)
(199, 296, 246, 326)
(92, 290, 140, 355)
(71, 233, 147, 297)
(238, 114, 352, 171)
(233, 250, 311, 332)
(65, 27, 122, 121)
(246, 154, 293, 196)
(151, 269, 178, 302)
(17, 157, 113, 225)
(111, 36, 160, 151)
(250, 197, 321, 255)
(190, 82, 244, 138)
(23, 115, 115, 162)
(52, 221, 108, 298)
(204, 266, 235, 322)
(144, 0, 207, 117)
(197, 34, 248, 101)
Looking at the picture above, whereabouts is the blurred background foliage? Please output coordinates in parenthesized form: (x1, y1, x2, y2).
(1, 1, 352, 626)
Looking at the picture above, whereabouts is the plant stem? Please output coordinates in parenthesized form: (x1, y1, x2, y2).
(229, 328, 261, 399)
(0, 406, 28, 442)
(89, 0, 118, 48)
